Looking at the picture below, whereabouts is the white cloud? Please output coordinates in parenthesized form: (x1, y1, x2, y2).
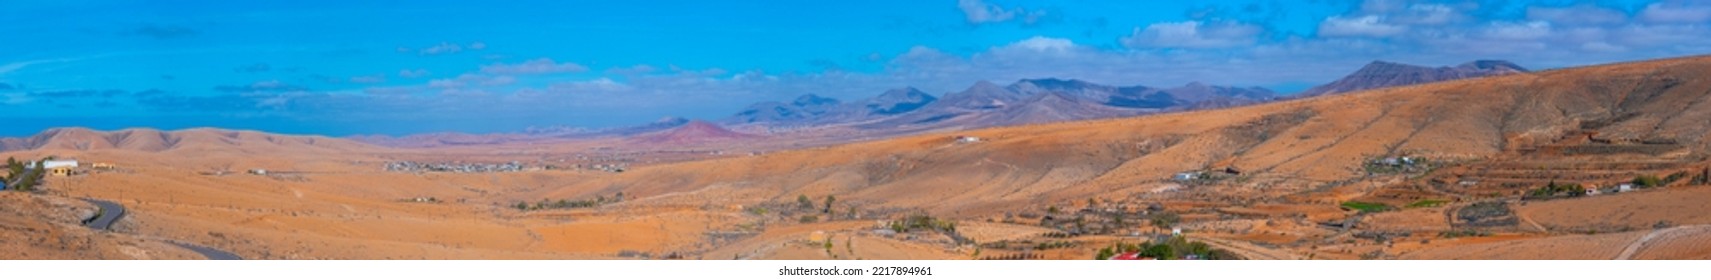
(1121, 21, 1263, 49)
(1482, 21, 1552, 41)
(1004, 36, 1077, 53)
(418, 42, 464, 55)
(479, 58, 589, 75)
(605, 64, 658, 76)
(428, 74, 515, 88)
(1580, 42, 1627, 52)
(350, 74, 386, 84)
(398, 69, 430, 78)
(1640, 2, 1711, 24)
(1397, 4, 1463, 25)
(1319, 15, 1407, 37)
(1526, 4, 1627, 26)
(957, 0, 1017, 24)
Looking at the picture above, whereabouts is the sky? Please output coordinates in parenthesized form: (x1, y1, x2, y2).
(3, 0, 1711, 136)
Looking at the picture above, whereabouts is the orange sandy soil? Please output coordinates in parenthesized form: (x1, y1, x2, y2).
(8, 55, 1711, 259)
(1399, 232, 1645, 259)
(1516, 186, 1711, 233)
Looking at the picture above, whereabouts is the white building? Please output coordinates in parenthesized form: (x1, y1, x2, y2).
(1173, 172, 1201, 181)
(42, 160, 78, 169)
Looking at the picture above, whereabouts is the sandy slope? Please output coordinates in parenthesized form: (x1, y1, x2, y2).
(6, 55, 1711, 259)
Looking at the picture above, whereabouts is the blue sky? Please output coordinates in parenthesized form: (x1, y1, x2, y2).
(3, 0, 1710, 136)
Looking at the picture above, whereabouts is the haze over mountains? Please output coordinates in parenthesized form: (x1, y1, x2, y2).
(723, 79, 1277, 129)
(312, 59, 1517, 147)
(0, 127, 370, 153)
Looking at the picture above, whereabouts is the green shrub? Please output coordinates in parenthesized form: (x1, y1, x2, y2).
(1150, 212, 1180, 228)
(1634, 175, 1662, 187)
(797, 194, 814, 210)
(1406, 199, 1448, 208)
(1340, 201, 1391, 213)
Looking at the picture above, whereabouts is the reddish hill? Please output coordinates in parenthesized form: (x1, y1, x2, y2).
(629, 120, 759, 145)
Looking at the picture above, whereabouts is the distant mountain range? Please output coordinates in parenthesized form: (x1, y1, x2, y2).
(0, 127, 369, 153)
(1298, 60, 1529, 97)
(721, 78, 1277, 130)
(343, 59, 1528, 147)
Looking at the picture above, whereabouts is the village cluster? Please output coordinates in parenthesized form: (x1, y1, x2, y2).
(383, 161, 529, 173)
(2, 158, 117, 191)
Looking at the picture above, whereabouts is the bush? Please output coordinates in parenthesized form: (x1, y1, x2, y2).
(1664, 172, 1687, 185)
(1406, 199, 1448, 208)
(799, 215, 819, 223)
(1528, 181, 1585, 198)
(1340, 201, 1391, 213)
(888, 214, 956, 233)
(822, 195, 836, 214)
(1150, 212, 1180, 228)
(1634, 175, 1662, 187)
(797, 194, 815, 210)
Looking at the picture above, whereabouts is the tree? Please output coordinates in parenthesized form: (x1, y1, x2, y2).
(797, 194, 814, 210)
(15, 171, 35, 191)
(1095, 246, 1115, 260)
(1151, 212, 1180, 228)
(1634, 175, 1662, 187)
(822, 195, 836, 214)
(515, 202, 529, 210)
(5, 157, 20, 180)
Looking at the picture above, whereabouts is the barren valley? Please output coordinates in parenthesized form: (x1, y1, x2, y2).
(7, 55, 1711, 260)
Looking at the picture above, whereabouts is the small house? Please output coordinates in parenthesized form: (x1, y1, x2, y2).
(954, 135, 982, 144)
(1617, 183, 1634, 192)
(1172, 172, 1201, 181)
(1110, 252, 1149, 260)
(92, 163, 116, 170)
(1379, 157, 1401, 166)
(247, 169, 268, 175)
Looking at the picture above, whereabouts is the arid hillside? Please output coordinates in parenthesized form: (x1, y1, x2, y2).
(5, 55, 1711, 260)
(545, 55, 1711, 215)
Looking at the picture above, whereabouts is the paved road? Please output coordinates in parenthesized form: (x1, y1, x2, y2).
(79, 198, 243, 260)
(169, 242, 244, 260)
(79, 198, 126, 230)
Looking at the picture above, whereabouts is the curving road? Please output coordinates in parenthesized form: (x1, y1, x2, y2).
(79, 198, 126, 230)
(79, 198, 243, 260)
(169, 242, 244, 260)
